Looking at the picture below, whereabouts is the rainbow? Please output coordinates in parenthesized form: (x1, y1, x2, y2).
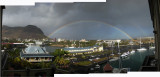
(48, 20, 133, 40)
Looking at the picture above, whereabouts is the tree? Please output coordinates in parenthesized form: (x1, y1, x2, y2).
(120, 40, 129, 45)
(53, 56, 70, 66)
(50, 49, 69, 57)
(8, 48, 21, 58)
(102, 43, 108, 47)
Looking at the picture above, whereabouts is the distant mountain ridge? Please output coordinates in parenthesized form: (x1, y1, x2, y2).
(2, 25, 47, 39)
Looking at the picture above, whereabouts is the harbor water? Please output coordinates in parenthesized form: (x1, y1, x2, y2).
(45, 46, 155, 72)
(100, 49, 155, 71)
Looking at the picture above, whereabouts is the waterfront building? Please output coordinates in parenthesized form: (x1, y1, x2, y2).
(103, 40, 121, 47)
(57, 38, 65, 42)
(2, 43, 26, 49)
(79, 39, 88, 42)
(20, 43, 54, 62)
(63, 46, 103, 55)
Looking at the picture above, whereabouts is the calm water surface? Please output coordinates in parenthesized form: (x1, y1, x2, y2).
(100, 49, 155, 71)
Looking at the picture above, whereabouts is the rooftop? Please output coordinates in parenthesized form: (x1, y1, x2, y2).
(24, 45, 46, 54)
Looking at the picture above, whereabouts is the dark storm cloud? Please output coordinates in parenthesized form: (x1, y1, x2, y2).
(2, 0, 153, 39)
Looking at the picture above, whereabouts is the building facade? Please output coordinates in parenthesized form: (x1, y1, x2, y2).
(20, 45, 54, 62)
(63, 46, 103, 55)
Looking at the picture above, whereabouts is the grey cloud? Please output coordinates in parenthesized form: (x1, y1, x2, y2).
(2, 0, 153, 39)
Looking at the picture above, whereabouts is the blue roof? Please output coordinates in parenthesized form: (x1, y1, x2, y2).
(20, 51, 54, 58)
(25, 45, 46, 54)
(21, 45, 54, 57)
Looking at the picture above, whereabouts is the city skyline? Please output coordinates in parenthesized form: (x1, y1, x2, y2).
(2, 0, 154, 40)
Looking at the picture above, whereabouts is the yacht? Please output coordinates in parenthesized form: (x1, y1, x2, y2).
(109, 57, 119, 62)
(121, 52, 129, 59)
(149, 46, 155, 49)
(130, 50, 135, 54)
(137, 47, 147, 51)
(137, 37, 147, 52)
(130, 43, 135, 54)
(95, 64, 100, 69)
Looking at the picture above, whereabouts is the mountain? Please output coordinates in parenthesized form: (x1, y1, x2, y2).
(2, 25, 47, 39)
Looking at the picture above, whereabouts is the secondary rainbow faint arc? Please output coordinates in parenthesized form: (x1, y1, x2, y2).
(48, 20, 133, 40)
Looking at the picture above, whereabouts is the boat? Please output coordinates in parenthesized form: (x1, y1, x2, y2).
(95, 64, 100, 69)
(130, 43, 135, 54)
(149, 46, 155, 49)
(130, 50, 135, 54)
(127, 51, 130, 55)
(109, 57, 119, 62)
(137, 47, 147, 51)
(137, 37, 147, 52)
(106, 40, 130, 73)
(121, 51, 130, 59)
(121, 52, 128, 57)
(121, 52, 128, 59)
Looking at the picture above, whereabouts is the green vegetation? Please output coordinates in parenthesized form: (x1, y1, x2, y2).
(102, 43, 108, 47)
(49, 40, 97, 47)
(50, 49, 70, 68)
(7, 56, 53, 69)
(53, 56, 70, 66)
(93, 57, 108, 63)
(8, 48, 21, 58)
(81, 55, 86, 59)
(50, 49, 69, 57)
(120, 40, 129, 45)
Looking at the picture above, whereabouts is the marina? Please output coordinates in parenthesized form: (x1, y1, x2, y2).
(105, 49, 155, 71)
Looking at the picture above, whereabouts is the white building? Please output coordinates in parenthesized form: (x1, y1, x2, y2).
(63, 46, 103, 55)
(20, 45, 54, 62)
(79, 39, 88, 42)
(103, 40, 121, 47)
(57, 38, 65, 42)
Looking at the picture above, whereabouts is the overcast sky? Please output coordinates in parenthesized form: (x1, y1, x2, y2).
(2, 0, 154, 40)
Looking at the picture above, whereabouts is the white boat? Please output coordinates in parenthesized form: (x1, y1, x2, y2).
(137, 47, 147, 51)
(137, 37, 147, 52)
(130, 50, 135, 54)
(130, 42, 135, 54)
(89, 59, 93, 61)
(109, 57, 119, 62)
(95, 64, 100, 69)
(149, 46, 155, 49)
(121, 52, 128, 57)
(127, 51, 130, 55)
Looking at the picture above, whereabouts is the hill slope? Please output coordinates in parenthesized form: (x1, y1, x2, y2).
(2, 25, 47, 39)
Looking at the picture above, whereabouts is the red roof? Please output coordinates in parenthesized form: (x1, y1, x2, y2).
(103, 63, 113, 72)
